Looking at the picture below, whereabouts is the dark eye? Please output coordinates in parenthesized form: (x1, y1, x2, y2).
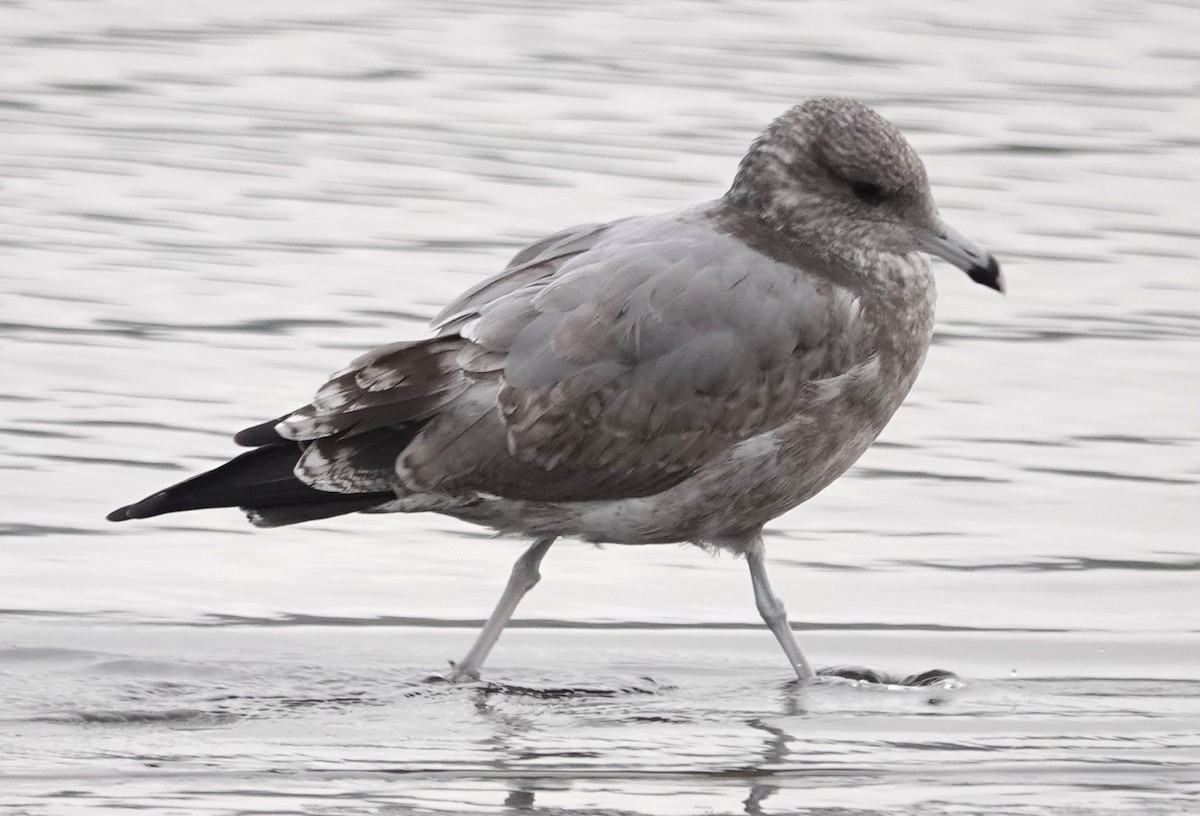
(850, 181, 887, 205)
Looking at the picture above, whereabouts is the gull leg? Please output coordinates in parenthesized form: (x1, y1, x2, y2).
(447, 537, 555, 683)
(745, 533, 816, 681)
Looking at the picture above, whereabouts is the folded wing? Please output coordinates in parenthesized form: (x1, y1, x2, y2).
(267, 214, 875, 505)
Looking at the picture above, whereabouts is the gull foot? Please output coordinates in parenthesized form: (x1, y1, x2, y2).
(423, 661, 482, 684)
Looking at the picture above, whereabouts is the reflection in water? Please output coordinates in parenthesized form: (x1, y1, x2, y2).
(3, 625, 1199, 813)
(743, 708, 794, 815)
(468, 680, 808, 814)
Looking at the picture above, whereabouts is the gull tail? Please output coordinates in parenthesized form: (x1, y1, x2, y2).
(105, 444, 394, 528)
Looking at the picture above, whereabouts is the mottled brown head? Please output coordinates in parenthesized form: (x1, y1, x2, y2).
(725, 98, 1003, 292)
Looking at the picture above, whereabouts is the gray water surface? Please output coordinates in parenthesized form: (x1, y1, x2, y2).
(2, 0, 1199, 814)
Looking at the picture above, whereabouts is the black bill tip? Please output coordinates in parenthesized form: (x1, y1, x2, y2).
(967, 254, 1005, 294)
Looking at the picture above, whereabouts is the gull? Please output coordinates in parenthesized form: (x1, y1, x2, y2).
(108, 98, 1003, 683)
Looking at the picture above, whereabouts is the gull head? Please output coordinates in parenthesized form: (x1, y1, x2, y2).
(725, 97, 1003, 293)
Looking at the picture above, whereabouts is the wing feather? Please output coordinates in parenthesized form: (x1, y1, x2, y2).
(477, 219, 875, 492)
(235, 210, 875, 504)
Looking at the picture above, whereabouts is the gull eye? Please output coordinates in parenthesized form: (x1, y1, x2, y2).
(850, 181, 887, 205)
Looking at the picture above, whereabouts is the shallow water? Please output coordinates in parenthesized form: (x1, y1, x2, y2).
(2, 0, 1199, 813)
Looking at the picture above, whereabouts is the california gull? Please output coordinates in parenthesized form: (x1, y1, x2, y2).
(108, 97, 1003, 683)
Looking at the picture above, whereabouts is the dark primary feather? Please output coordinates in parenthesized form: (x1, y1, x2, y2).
(233, 415, 289, 447)
(105, 444, 393, 525)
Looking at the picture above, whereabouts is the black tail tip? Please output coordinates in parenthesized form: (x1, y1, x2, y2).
(106, 491, 170, 522)
(233, 417, 287, 447)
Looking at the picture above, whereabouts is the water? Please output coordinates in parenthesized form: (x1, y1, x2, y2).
(2, 0, 1199, 813)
